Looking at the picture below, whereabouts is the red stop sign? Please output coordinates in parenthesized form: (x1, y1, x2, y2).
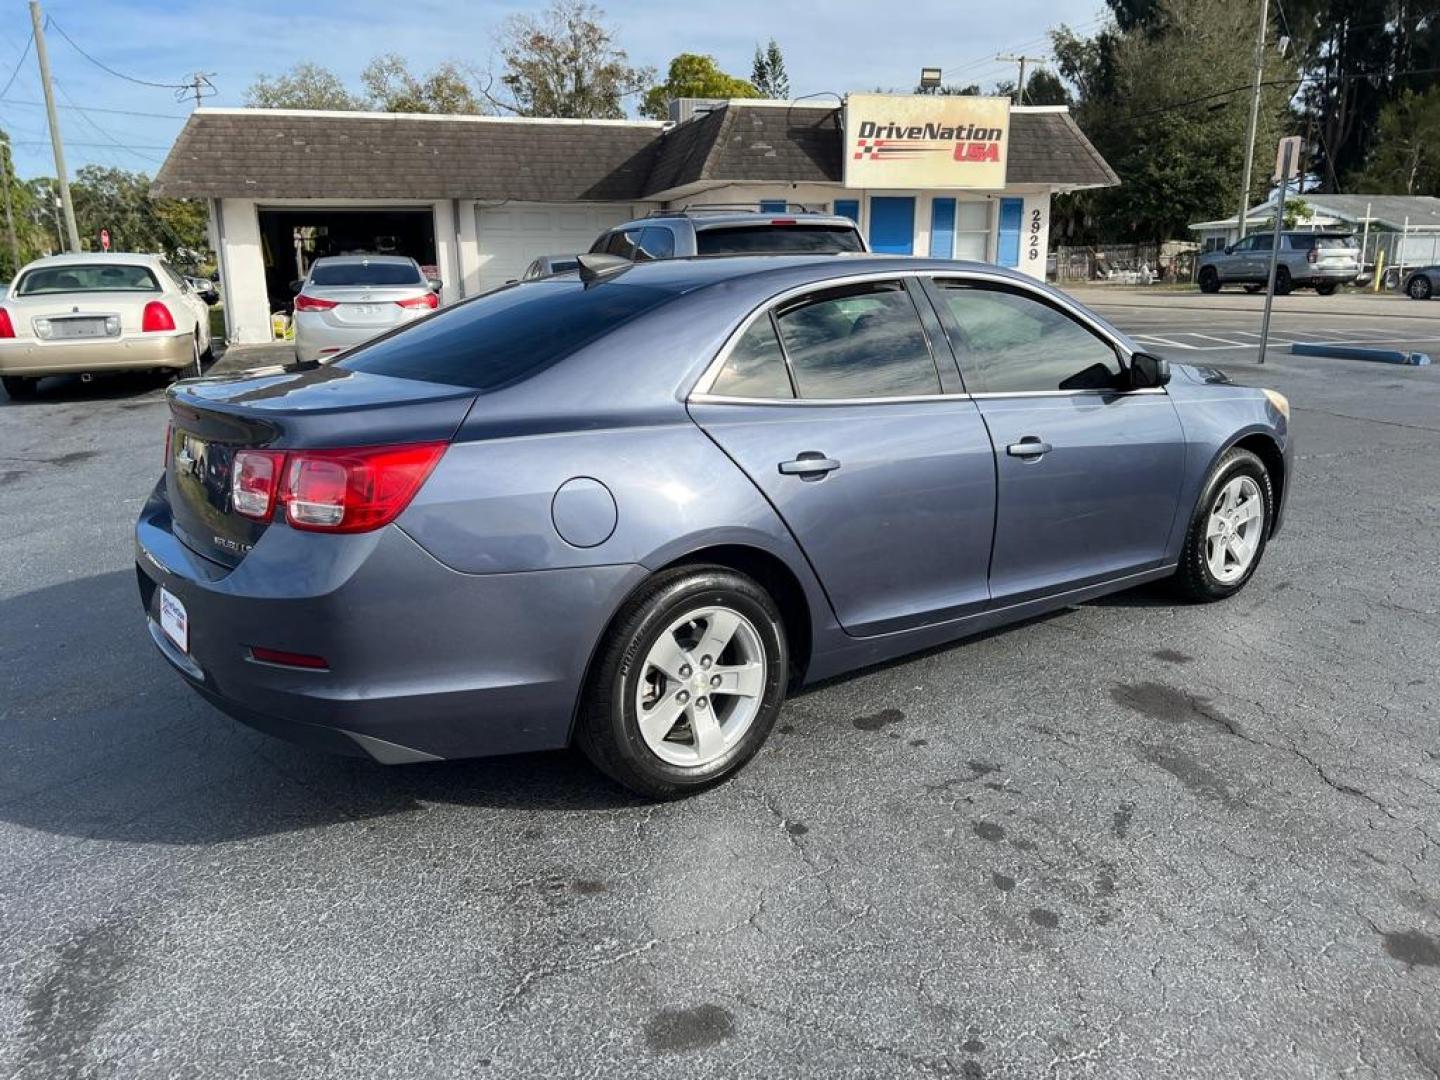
(100, 228, 110, 251)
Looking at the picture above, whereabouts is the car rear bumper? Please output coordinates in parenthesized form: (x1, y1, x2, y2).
(0, 332, 193, 376)
(293, 314, 418, 364)
(135, 481, 646, 763)
(1305, 265, 1361, 282)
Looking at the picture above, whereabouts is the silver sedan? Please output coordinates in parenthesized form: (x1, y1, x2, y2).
(292, 255, 440, 363)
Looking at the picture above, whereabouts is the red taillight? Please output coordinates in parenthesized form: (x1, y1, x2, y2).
(281, 442, 446, 533)
(770, 218, 797, 226)
(293, 294, 338, 312)
(0, 307, 14, 338)
(396, 292, 439, 310)
(142, 301, 176, 332)
(231, 449, 286, 520)
(248, 646, 329, 670)
(1307, 248, 1318, 263)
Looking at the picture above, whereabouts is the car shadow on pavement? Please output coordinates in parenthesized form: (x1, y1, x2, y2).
(0, 569, 640, 848)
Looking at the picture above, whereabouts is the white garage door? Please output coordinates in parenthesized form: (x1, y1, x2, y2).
(476, 203, 635, 291)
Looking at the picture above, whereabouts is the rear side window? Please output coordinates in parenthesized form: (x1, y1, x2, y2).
(310, 261, 423, 286)
(697, 225, 865, 256)
(16, 263, 159, 294)
(937, 284, 1121, 394)
(710, 317, 793, 399)
(774, 282, 940, 399)
(337, 281, 678, 391)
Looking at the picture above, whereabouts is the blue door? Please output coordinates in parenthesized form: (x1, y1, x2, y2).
(833, 199, 860, 224)
(759, 199, 787, 213)
(930, 198, 956, 258)
(868, 197, 915, 254)
(692, 279, 994, 635)
(996, 197, 1023, 266)
(928, 278, 1186, 603)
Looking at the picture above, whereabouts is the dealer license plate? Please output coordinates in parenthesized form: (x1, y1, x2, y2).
(159, 587, 189, 653)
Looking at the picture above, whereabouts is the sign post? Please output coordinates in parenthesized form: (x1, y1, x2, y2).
(1258, 136, 1302, 365)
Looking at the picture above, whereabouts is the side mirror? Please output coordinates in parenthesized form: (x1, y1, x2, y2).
(289, 278, 304, 294)
(1129, 351, 1170, 389)
(1223, 245, 1234, 255)
(427, 277, 443, 293)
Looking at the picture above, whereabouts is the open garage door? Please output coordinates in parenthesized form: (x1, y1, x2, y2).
(476, 203, 633, 292)
(257, 206, 437, 314)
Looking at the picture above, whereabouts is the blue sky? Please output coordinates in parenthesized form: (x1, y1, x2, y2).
(0, 0, 1107, 180)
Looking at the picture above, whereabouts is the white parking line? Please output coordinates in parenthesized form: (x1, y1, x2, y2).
(1131, 331, 1440, 352)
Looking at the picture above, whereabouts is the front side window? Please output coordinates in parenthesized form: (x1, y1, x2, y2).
(16, 263, 160, 295)
(774, 282, 940, 399)
(709, 316, 793, 399)
(636, 227, 675, 260)
(604, 230, 642, 259)
(936, 283, 1122, 394)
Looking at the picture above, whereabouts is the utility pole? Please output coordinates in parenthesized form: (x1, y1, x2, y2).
(0, 141, 20, 276)
(1236, 0, 1270, 240)
(29, 0, 80, 253)
(996, 54, 1046, 105)
(176, 72, 216, 110)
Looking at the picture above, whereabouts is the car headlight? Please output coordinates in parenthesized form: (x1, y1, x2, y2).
(1263, 388, 1290, 420)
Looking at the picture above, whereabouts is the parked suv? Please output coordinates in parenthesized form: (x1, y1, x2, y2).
(589, 207, 867, 262)
(1197, 232, 1360, 295)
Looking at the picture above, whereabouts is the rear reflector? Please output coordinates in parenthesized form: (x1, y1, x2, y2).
(294, 294, 338, 312)
(142, 301, 176, 333)
(396, 293, 439, 310)
(249, 646, 329, 670)
(0, 308, 13, 338)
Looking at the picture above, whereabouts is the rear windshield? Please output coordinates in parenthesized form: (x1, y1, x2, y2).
(309, 261, 424, 286)
(696, 224, 865, 256)
(16, 263, 159, 295)
(336, 279, 678, 391)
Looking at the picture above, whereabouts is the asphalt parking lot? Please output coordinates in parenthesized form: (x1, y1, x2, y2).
(2, 290, 1438, 1078)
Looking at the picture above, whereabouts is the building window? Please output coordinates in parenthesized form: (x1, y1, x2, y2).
(955, 201, 990, 262)
(759, 199, 787, 213)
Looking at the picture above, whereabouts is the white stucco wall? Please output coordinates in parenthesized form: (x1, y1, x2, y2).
(214, 198, 269, 346)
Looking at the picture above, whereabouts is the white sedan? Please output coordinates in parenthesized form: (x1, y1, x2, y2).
(0, 253, 214, 399)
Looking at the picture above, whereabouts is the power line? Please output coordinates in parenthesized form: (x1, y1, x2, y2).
(9, 139, 170, 150)
(0, 97, 186, 119)
(54, 78, 164, 164)
(44, 16, 186, 91)
(0, 30, 33, 99)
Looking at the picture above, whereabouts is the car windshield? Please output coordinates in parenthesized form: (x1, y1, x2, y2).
(309, 261, 424, 287)
(336, 279, 679, 391)
(16, 263, 160, 295)
(696, 225, 866, 255)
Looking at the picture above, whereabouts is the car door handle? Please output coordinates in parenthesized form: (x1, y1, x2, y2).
(1006, 437, 1053, 459)
(778, 452, 841, 478)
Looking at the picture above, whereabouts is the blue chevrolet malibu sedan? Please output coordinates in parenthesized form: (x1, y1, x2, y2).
(136, 255, 1292, 797)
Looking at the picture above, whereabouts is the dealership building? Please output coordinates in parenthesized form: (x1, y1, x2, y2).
(152, 95, 1119, 345)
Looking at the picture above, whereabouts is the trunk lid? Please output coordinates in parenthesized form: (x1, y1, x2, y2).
(301, 285, 432, 331)
(165, 365, 475, 568)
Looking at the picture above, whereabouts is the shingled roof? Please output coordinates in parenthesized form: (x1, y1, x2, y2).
(152, 104, 1118, 201)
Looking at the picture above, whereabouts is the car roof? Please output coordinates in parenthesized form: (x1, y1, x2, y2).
(20, 252, 163, 269)
(608, 211, 860, 232)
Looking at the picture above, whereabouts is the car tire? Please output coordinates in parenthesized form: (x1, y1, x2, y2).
(1, 376, 36, 400)
(1273, 266, 1293, 296)
(1315, 282, 1337, 296)
(1198, 267, 1220, 294)
(576, 565, 788, 799)
(190, 333, 204, 378)
(1173, 447, 1274, 603)
(1408, 275, 1433, 301)
(1243, 284, 1263, 294)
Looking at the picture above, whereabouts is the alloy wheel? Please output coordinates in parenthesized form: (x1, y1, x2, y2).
(1205, 475, 1264, 584)
(1410, 276, 1432, 300)
(634, 605, 766, 768)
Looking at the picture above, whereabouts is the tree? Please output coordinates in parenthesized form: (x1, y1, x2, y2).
(245, 63, 364, 110)
(751, 39, 789, 99)
(66, 166, 209, 264)
(1049, 0, 1296, 243)
(495, 0, 652, 119)
(360, 54, 485, 114)
(1352, 85, 1440, 194)
(1022, 69, 1072, 106)
(915, 83, 981, 96)
(641, 54, 758, 118)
